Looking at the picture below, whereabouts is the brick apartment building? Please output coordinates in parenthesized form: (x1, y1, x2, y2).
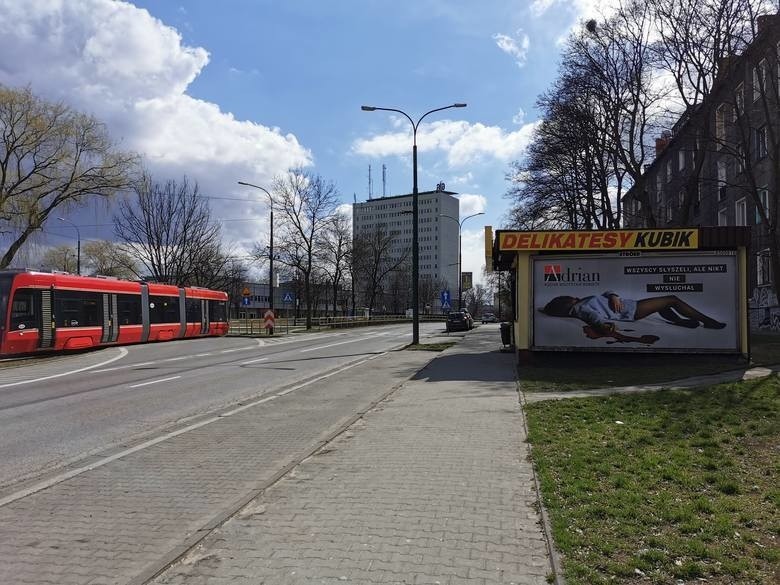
(623, 13, 780, 331)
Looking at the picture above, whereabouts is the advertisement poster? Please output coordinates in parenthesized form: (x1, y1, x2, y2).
(532, 252, 739, 351)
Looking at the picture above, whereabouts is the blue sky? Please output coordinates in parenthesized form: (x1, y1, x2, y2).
(0, 0, 604, 279)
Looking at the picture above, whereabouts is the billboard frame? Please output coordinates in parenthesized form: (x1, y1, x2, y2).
(486, 227, 751, 360)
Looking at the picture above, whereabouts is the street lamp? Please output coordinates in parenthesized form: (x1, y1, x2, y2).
(237, 181, 275, 327)
(361, 102, 467, 344)
(439, 212, 485, 311)
(57, 217, 81, 275)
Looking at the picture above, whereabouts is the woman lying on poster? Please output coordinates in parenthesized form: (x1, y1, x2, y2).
(542, 291, 726, 344)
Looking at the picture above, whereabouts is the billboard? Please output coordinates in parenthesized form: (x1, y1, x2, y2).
(532, 252, 739, 351)
(461, 272, 473, 290)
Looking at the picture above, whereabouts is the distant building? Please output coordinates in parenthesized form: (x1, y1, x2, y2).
(623, 13, 779, 331)
(352, 185, 459, 312)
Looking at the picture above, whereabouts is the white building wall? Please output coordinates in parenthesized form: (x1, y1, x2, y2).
(352, 190, 460, 311)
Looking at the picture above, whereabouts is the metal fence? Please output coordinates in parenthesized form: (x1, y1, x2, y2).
(228, 314, 447, 336)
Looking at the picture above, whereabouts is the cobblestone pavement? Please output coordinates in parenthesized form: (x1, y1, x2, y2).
(154, 327, 551, 585)
(0, 348, 435, 585)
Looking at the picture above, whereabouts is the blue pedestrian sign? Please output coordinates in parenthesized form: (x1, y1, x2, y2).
(241, 297, 250, 306)
(282, 292, 294, 303)
(440, 289, 451, 310)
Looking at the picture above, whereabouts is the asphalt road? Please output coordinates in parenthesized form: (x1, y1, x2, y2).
(0, 322, 446, 490)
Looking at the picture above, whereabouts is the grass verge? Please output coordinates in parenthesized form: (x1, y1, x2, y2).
(525, 377, 779, 584)
(520, 333, 780, 392)
(405, 342, 456, 352)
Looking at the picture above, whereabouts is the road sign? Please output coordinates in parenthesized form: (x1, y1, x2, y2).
(242, 287, 251, 297)
(440, 289, 451, 306)
(442, 299, 451, 310)
(264, 309, 275, 331)
(282, 292, 293, 303)
(241, 297, 249, 306)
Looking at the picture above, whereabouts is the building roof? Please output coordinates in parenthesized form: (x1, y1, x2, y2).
(354, 190, 458, 205)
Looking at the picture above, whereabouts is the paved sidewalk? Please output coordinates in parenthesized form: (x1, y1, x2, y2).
(155, 327, 552, 585)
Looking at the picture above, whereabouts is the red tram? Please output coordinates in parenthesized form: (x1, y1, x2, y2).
(0, 270, 229, 356)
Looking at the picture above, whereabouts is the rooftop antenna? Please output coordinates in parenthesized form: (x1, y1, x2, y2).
(382, 164, 387, 197)
(353, 192, 357, 204)
(368, 164, 373, 199)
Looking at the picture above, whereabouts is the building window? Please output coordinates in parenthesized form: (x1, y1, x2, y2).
(717, 160, 727, 200)
(756, 188, 770, 224)
(718, 208, 728, 226)
(756, 126, 768, 159)
(734, 83, 744, 121)
(678, 150, 686, 170)
(757, 249, 772, 285)
(753, 59, 767, 102)
(735, 198, 747, 226)
(666, 159, 673, 182)
(715, 103, 726, 142)
(736, 144, 745, 174)
(665, 200, 674, 222)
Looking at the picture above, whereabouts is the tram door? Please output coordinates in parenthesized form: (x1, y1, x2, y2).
(40, 289, 54, 349)
(101, 293, 119, 343)
(200, 300, 210, 334)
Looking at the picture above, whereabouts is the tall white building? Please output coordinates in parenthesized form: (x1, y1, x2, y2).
(352, 187, 459, 312)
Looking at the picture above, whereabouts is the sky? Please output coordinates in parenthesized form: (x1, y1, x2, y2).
(0, 0, 607, 283)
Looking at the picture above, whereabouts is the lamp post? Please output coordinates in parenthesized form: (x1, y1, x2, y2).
(57, 217, 81, 275)
(439, 212, 485, 311)
(237, 181, 275, 326)
(361, 102, 467, 344)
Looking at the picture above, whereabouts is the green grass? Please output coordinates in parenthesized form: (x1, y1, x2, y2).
(525, 376, 780, 584)
(520, 333, 780, 392)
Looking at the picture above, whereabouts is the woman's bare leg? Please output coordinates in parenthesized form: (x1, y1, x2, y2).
(635, 295, 726, 328)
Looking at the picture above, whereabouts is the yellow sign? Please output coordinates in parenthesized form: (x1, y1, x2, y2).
(242, 287, 251, 296)
(498, 229, 699, 251)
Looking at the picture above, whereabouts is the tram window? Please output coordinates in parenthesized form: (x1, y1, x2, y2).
(54, 291, 103, 327)
(208, 300, 227, 322)
(10, 289, 40, 330)
(149, 295, 180, 323)
(185, 298, 201, 322)
(117, 294, 142, 325)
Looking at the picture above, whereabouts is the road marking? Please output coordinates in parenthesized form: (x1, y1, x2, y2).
(299, 336, 375, 353)
(92, 346, 257, 373)
(0, 348, 128, 389)
(0, 348, 392, 508)
(128, 376, 181, 388)
(240, 357, 268, 365)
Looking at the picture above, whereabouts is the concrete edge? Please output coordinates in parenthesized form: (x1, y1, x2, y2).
(516, 371, 567, 585)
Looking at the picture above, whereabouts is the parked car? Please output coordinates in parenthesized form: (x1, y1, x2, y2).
(481, 313, 498, 323)
(446, 311, 470, 332)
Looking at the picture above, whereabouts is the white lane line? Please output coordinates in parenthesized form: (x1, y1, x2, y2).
(299, 336, 375, 353)
(0, 348, 129, 389)
(240, 357, 268, 365)
(92, 346, 256, 373)
(128, 375, 181, 389)
(0, 349, 392, 508)
(220, 347, 252, 354)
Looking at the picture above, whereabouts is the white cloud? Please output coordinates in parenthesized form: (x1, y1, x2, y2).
(0, 0, 311, 247)
(531, 0, 620, 19)
(492, 29, 530, 68)
(353, 119, 540, 168)
(512, 108, 526, 125)
(457, 194, 488, 216)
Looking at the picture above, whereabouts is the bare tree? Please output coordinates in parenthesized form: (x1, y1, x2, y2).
(0, 85, 137, 268)
(114, 174, 224, 286)
(40, 244, 77, 273)
(82, 240, 138, 279)
(271, 169, 339, 329)
(318, 210, 352, 315)
(353, 224, 410, 313)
